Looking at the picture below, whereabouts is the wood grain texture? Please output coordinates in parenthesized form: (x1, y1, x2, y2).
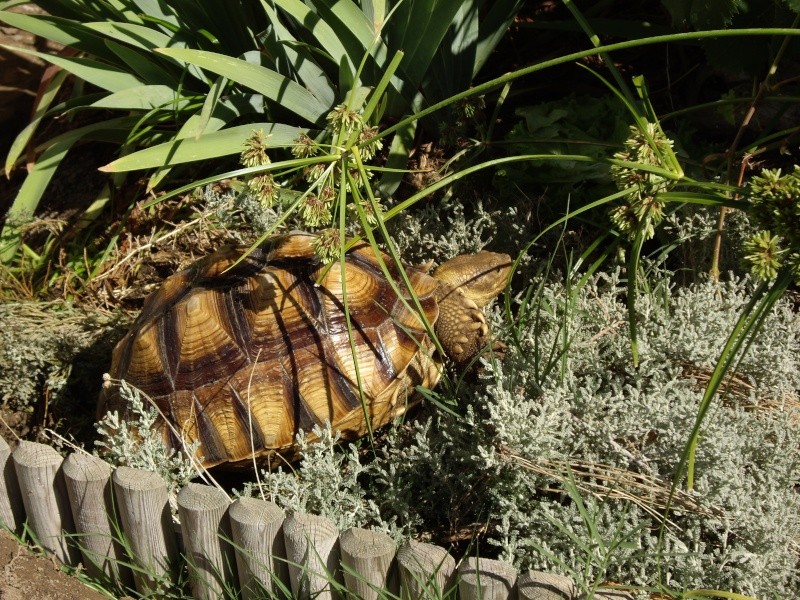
(0, 437, 23, 533)
(283, 511, 340, 599)
(517, 569, 579, 600)
(62, 453, 133, 586)
(12, 441, 78, 565)
(396, 540, 456, 599)
(112, 466, 179, 594)
(339, 526, 397, 600)
(177, 483, 235, 600)
(228, 496, 289, 600)
(458, 556, 517, 600)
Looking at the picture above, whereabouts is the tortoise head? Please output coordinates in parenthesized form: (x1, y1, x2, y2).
(432, 251, 512, 307)
(429, 250, 512, 365)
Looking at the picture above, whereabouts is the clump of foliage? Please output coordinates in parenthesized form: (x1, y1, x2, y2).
(0, 0, 523, 268)
(494, 95, 630, 194)
(365, 271, 800, 597)
(388, 196, 527, 266)
(0, 301, 119, 426)
(610, 123, 679, 241)
(744, 166, 800, 281)
(235, 100, 387, 262)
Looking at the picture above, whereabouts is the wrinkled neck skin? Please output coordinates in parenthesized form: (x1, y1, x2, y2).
(432, 251, 512, 307)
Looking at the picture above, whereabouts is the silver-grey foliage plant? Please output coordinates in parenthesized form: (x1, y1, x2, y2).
(369, 269, 800, 597)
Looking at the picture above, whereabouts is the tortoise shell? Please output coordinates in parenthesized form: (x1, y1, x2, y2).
(99, 232, 442, 468)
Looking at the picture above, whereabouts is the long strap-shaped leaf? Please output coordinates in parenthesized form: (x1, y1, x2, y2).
(100, 122, 308, 172)
(0, 44, 143, 92)
(259, 1, 336, 107)
(156, 47, 331, 124)
(0, 11, 111, 57)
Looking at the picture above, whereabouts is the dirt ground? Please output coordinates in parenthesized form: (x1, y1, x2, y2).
(0, 529, 109, 600)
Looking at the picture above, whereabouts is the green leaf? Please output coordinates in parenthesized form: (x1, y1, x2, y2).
(146, 100, 233, 191)
(661, 0, 748, 27)
(0, 44, 142, 92)
(131, 0, 180, 28)
(100, 122, 308, 172)
(90, 85, 189, 110)
(104, 40, 177, 86)
(0, 11, 109, 56)
(155, 48, 330, 124)
(83, 21, 174, 51)
(273, 0, 369, 69)
(473, 1, 524, 76)
(390, 0, 462, 87)
(362, 0, 387, 32)
(5, 69, 68, 177)
(258, 2, 336, 106)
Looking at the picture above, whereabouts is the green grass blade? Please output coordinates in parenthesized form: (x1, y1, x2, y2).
(100, 122, 308, 172)
(378, 28, 800, 145)
(626, 227, 647, 368)
(0, 143, 70, 262)
(389, 0, 461, 87)
(258, 1, 336, 106)
(104, 40, 177, 86)
(362, 0, 386, 32)
(146, 109, 231, 191)
(685, 271, 792, 488)
(155, 47, 330, 123)
(657, 191, 743, 207)
(563, 0, 636, 108)
(473, 1, 524, 75)
(360, 50, 403, 125)
(272, 0, 360, 68)
(131, 0, 179, 27)
(657, 269, 793, 569)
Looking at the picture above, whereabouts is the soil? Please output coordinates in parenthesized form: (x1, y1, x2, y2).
(0, 529, 109, 600)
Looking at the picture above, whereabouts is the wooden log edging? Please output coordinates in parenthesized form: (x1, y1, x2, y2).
(113, 465, 180, 594)
(62, 452, 133, 586)
(0, 441, 633, 600)
(228, 496, 287, 599)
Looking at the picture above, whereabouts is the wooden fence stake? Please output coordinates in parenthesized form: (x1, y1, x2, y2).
(12, 440, 79, 565)
(177, 483, 236, 600)
(228, 496, 288, 600)
(112, 466, 179, 595)
(459, 555, 518, 600)
(339, 526, 397, 600)
(283, 511, 340, 599)
(62, 452, 133, 587)
(0, 437, 23, 533)
(517, 570, 579, 600)
(396, 540, 456, 599)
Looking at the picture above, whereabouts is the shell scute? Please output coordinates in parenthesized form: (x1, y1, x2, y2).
(170, 291, 250, 391)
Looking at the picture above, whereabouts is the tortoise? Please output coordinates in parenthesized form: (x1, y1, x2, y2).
(98, 232, 511, 468)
